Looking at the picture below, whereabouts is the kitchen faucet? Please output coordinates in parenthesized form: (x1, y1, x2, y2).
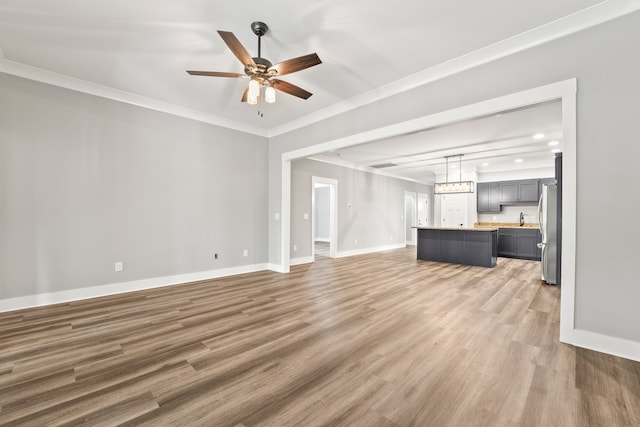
(519, 212, 525, 226)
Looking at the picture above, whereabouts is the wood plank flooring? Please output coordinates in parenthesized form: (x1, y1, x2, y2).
(1, 247, 639, 426)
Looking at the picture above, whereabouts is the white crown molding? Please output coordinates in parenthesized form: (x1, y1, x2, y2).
(267, 0, 640, 137)
(1, 2, 637, 138)
(0, 59, 268, 138)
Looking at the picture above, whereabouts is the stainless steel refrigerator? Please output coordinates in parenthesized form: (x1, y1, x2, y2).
(538, 183, 558, 285)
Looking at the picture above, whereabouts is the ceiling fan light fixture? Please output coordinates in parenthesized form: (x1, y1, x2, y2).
(186, 21, 321, 111)
(248, 79, 260, 99)
(265, 85, 276, 103)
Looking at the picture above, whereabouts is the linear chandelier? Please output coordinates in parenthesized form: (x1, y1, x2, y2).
(434, 154, 475, 194)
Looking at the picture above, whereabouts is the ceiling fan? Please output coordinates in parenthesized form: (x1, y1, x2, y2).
(187, 21, 321, 106)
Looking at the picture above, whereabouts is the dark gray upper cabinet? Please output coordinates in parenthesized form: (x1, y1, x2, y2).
(477, 182, 501, 212)
(477, 183, 490, 212)
(501, 179, 539, 204)
(478, 179, 546, 212)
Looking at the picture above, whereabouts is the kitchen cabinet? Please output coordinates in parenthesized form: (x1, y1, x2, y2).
(417, 228, 497, 267)
(478, 179, 542, 212)
(500, 179, 539, 204)
(497, 228, 541, 260)
(477, 182, 501, 212)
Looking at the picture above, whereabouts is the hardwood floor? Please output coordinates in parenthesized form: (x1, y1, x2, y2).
(1, 247, 639, 426)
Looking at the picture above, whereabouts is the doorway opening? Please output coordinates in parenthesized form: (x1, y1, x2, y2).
(312, 177, 338, 260)
(404, 192, 416, 245)
(405, 192, 432, 245)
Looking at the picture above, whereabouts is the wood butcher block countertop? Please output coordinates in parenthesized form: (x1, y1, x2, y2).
(474, 222, 539, 229)
(414, 226, 498, 232)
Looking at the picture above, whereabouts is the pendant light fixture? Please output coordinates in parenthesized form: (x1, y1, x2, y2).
(434, 154, 475, 194)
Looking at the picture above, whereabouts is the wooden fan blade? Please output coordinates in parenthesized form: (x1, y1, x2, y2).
(187, 70, 245, 78)
(217, 31, 257, 69)
(268, 53, 321, 76)
(241, 85, 249, 103)
(271, 79, 313, 100)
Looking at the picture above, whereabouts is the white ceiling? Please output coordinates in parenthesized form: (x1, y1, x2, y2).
(0, 1, 631, 181)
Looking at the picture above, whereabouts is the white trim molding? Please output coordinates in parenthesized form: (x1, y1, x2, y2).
(290, 256, 314, 266)
(336, 244, 407, 259)
(267, 1, 640, 137)
(568, 329, 640, 363)
(0, 263, 269, 313)
(1, 2, 638, 137)
(0, 59, 267, 137)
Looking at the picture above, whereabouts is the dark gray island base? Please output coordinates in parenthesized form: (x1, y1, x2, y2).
(416, 227, 498, 268)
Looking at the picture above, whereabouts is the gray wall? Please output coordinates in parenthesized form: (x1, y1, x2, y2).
(0, 74, 268, 300)
(270, 12, 640, 343)
(313, 185, 330, 240)
(291, 159, 431, 259)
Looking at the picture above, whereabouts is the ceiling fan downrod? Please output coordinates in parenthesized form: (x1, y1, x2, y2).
(251, 21, 269, 59)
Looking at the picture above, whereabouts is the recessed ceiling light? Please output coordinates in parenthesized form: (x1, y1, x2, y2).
(551, 148, 561, 153)
(548, 140, 559, 146)
(533, 133, 545, 140)
(515, 158, 524, 163)
(481, 162, 490, 166)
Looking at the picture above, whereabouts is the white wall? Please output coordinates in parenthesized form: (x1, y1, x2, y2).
(291, 159, 431, 259)
(0, 74, 268, 304)
(269, 11, 640, 354)
(478, 205, 539, 225)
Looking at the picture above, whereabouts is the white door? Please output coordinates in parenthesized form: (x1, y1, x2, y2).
(441, 194, 467, 228)
(404, 192, 416, 245)
(417, 193, 430, 227)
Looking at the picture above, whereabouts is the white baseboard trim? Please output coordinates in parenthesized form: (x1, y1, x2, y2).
(290, 256, 314, 266)
(0, 263, 270, 313)
(268, 263, 288, 273)
(562, 328, 640, 362)
(336, 243, 406, 258)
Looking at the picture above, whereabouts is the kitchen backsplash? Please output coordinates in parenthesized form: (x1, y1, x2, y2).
(478, 205, 539, 225)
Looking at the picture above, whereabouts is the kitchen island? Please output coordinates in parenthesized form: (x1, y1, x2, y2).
(415, 227, 498, 268)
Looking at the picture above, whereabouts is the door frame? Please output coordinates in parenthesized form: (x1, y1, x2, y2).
(282, 79, 576, 349)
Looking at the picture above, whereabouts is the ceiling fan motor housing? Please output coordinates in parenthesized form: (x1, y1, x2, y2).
(247, 57, 274, 75)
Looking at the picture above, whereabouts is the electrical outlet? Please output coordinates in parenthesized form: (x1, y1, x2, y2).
(243, 249, 248, 257)
(303, 213, 308, 220)
(355, 239, 358, 245)
(114, 262, 123, 272)
(275, 213, 280, 220)
(293, 244, 297, 252)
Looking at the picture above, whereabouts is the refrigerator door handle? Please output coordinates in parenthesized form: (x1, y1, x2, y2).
(537, 192, 544, 232)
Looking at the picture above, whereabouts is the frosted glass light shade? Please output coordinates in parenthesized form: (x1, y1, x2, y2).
(265, 86, 276, 103)
(248, 79, 260, 99)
